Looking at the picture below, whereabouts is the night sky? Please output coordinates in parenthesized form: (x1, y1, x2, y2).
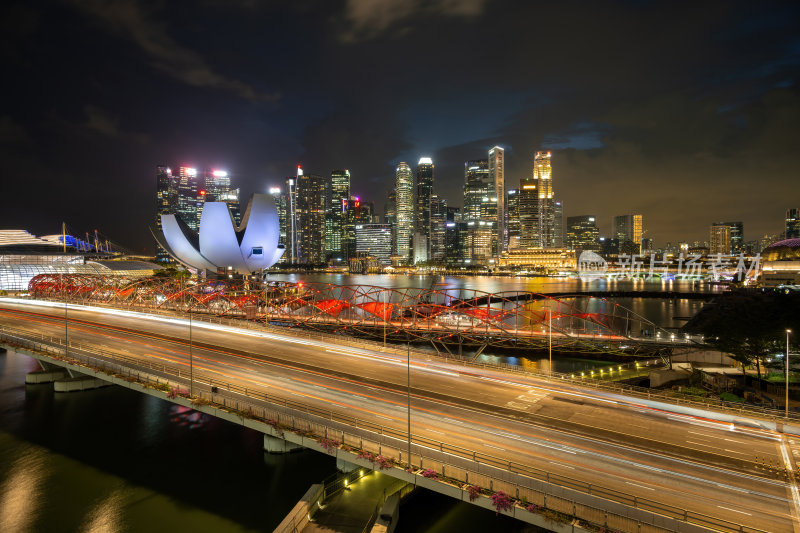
(1, 0, 799, 253)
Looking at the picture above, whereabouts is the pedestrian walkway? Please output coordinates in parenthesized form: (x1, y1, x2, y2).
(304, 471, 406, 533)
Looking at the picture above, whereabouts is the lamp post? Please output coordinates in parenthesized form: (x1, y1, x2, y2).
(787, 329, 793, 418)
(548, 308, 552, 377)
(407, 334, 411, 468)
(189, 307, 193, 398)
(383, 290, 387, 349)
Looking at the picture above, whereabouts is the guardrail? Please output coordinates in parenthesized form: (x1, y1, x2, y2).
(0, 325, 772, 533)
(10, 296, 800, 425)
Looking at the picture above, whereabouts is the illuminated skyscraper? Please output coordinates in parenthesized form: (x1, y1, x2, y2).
(463, 160, 490, 222)
(415, 158, 434, 257)
(710, 223, 732, 255)
(203, 169, 241, 226)
(394, 162, 414, 262)
(488, 147, 505, 255)
(176, 166, 201, 231)
(518, 175, 538, 249)
(553, 200, 564, 247)
(155, 165, 179, 262)
(326, 169, 350, 259)
(566, 215, 599, 251)
(614, 214, 644, 254)
(269, 186, 286, 260)
(429, 194, 447, 262)
(787, 208, 800, 239)
(533, 151, 554, 247)
(285, 166, 327, 264)
(505, 189, 520, 250)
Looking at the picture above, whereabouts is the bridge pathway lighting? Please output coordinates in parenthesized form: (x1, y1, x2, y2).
(787, 329, 793, 419)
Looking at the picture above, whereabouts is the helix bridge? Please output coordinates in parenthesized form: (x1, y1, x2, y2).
(27, 274, 700, 356)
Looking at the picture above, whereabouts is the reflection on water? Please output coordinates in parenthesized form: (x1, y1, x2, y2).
(0, 350, 338, 532)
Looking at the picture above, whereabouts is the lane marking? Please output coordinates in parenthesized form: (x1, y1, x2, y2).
(626, 482, 655, 491)
(717, 506, 752, 516)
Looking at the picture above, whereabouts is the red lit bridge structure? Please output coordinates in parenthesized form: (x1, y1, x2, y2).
(28, 274, 702, 355)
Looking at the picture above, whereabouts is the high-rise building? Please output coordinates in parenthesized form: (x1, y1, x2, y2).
(394, 162, 414, 262)
(355, 223, 393, 264)
(533, 151, 555, 247)
(343, 197, 373, 259)
(325, 170, 350, 260)
(384, 188, 396, 226)
(614, 214, 643, 254)
(415, 158, 434, 257)
(566, 216, 599, 251)
(203, 169, 241, 226)
(176, 166, 201, 231)
(518, 175, 538, 249)
(714, 221, 743, 253)
(155, 165, 179, 263)
(710, 223, 732, 255)
(506, 189, 521, 250)
(268, 186, 286, 260)
(488, 147, 505, 255)
(285, 167, 327, 264)
(463, 160, 489, 222)
(429, 194, 447, 262)
(787, 208, 800, 239)
(553, 200, 564, 247)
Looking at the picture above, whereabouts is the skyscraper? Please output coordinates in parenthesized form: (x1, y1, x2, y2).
(155, 165, 178, 263)
(506, 189, 520, 250)
(566, 215, 599, 251)
(355, 223, 393, 265)
(415, 158, 434, 257)
(553, 200, 564, 247)
(533, 151, 554, 247)
(716, 221, 743, 253)
(326, 169, 350, 259)
(269, 186, 286, 261)
(463, 160, 489, 222)
(518, 174, 538, 249)
(394, 162, 414, 262)
(488, 147, 505, 255)
(203, 169, 240, 226)
(787, 208, 800, 239)
(614, 214, 643, 254)
(710, 224, 732, 255)
(176, 166, 201, 231)
(285, 166, 327, 264)
(429, 194, 447, 262)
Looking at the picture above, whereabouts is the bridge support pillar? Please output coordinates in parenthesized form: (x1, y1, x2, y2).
(53, 370, 112, 393)
(26, 368, 69, 384)
(263, 434, 303, 454)
(336, 458, 359, 473)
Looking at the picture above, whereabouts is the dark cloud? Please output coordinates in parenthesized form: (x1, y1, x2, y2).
(0, 0, 798, 251)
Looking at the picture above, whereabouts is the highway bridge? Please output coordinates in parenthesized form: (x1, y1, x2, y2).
(27, 275, 708, 356)
(0, 297, 798, 533)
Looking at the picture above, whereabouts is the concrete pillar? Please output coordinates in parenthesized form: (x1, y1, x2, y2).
(263, 434, 303, 453)
(26, 369, 69, 384)
(53, 370, 111, 392)
(336, 458, 359, 473)
(372, 492, 402, 533)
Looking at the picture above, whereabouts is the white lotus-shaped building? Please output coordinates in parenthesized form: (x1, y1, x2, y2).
(154, 193, 284, 274)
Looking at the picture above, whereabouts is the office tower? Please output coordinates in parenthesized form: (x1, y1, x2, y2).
(518, 175, 538, 249)
(533, 151, 555, 247)
(787, 208, 800, 239)
(384, 188, 396, 226)
(429, 194, 447, 262)
(716, 221, 743, 253)
(203, 169, 241, 226)
(444, 222, 464, 265)
(553, 200, 564, 247)
(326, 170, 350, 259)
(464, 220, 495, 265)
(268, 186, 286, 260)
(614, 214, 643, 254)
(343, 197, 373, 259)
(566, 215, 600, 251)
(463, 160, 489, 222)
(395, 162, 414, 262)
(416, 158, 434, 257)
(710, 223, 732, 255)
(285, 167, 327, 264)
(155, 165, 179, 263)
(176, 166, 201, 231)
(506, 189, 520, 250)
(446, 206, 461, 223)
(355, 223, 393, 264)
(488, 147, 505, 255)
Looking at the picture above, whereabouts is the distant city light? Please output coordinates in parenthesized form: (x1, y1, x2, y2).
(199, 190, 206, 196)
(212, 170, 228, 177)
(297, 165, 303, 176)
(418, 157, 433, 165)
(185, 167, 197, 177)
(268, 187, 281, 194)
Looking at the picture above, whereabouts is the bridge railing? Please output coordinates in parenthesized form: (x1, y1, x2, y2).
(21, 295, 800, 424)
(0, 326, 771, 533)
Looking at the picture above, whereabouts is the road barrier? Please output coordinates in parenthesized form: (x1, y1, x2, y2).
(0, 325, 773, 533)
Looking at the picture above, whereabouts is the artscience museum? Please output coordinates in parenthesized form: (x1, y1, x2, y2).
(154, 193, 284, 275)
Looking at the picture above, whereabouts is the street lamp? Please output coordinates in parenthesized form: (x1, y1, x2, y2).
(407, 333, 412, 468)
(787, 329, 793, 418)
(548, 308, 552, 377)
(189, 306, 194, 398)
